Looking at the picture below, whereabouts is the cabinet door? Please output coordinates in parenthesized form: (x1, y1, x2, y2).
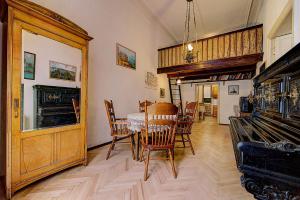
(8, 13, 88, 194)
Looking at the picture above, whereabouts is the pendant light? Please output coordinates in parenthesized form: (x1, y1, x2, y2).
(176, 78, 182, 85)
(182, 0, 199, 64)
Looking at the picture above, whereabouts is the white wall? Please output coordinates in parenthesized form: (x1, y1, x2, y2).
(22, 30, 82, 130)
(29, 0, 175, 147)
(219, 80, 252, 124)
(181, 84, 196, 105)
(257, 0, 292, 67)
(294, 0, 300, 44)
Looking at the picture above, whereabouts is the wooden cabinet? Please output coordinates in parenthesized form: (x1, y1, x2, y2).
(212, 85, 218, 99)
(212, 105, 218, 117)
(0, 0, 92, 198)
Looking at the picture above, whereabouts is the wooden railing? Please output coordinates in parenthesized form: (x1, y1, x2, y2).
(158, 25, 263, 68)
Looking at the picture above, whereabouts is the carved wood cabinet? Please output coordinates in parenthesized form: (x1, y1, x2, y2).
(0, 0, 92, 198)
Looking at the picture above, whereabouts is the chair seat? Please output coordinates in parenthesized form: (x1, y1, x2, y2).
(176, 127, 191, 135)
(141, 143, 174, 150)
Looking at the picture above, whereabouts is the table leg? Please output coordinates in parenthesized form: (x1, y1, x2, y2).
(136, 132, 141, 161)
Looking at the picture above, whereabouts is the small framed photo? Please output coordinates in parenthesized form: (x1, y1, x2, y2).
(116, 43, 136, 70)
(228, 85, 239, 95)
(49, 60, 77, 82)
(24, 51, 36, 80)
(160, 88, 165, 98)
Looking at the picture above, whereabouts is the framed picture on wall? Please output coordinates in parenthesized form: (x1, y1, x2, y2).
(24, 51, 36, 80)
(49, 60, 77, 82)
(116, 43, 136, 70)
(228, 85, 239, 95)
(160, 88, 165, 98)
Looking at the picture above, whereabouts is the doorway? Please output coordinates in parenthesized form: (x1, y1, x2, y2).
(195, 83, 219, 122)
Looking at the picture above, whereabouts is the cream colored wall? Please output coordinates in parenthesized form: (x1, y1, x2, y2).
(293, 0, 300, 44)
(29, 0, 175, 147)
(181, 84, 196, 106)
(257, 0, 293, 67)
(219, 80, 252, 124)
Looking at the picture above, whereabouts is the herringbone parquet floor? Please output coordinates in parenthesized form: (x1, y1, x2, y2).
(12, 117, 254, 200)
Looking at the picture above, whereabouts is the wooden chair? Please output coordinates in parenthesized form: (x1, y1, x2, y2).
(176, 102, 197, 155)
(104, 100, 135, 160)
(138, 100, 154, 112)
(140, 102, 178, 181)
(72, 98, 80, 123)
(198, 103, 205, 120)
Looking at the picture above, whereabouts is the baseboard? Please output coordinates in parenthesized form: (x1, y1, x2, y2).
(87, 137, 128, 151)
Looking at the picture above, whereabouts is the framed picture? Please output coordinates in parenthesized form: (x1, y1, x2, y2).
(49, 60, 77, 82)
(116, 43, 136, 70)
(145, 72, 158, 89)
(24, 51, 36, 80)
(228, 85, 239, 95)
(160, 88, 165, 98)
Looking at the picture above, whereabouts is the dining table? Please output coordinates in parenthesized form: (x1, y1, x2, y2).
(127, 112, 146, 161)
(127, 112, 177, 161)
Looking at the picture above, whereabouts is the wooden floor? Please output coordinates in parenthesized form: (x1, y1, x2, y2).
(12, 117, 254, 200)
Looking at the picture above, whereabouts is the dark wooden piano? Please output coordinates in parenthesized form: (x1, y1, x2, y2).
(229, 43, 300, 200)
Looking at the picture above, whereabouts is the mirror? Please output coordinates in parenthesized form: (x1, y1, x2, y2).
(21, 30, 82, 131)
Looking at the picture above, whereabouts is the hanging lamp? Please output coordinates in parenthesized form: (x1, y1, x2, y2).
(182, 0, 199, 64)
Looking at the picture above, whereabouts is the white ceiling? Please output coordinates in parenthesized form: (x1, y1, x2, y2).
(141, 0, 260, 43)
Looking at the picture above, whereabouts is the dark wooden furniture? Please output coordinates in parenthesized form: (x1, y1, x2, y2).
(138, 100, 154, 112)
(104, 100, 135, 160)
(176, 102, 197, 155)
(33, 85, 80, 129)
(72, 98, 80, 123)
(140, 103, 178, 181)
(229, 43, 300, 199)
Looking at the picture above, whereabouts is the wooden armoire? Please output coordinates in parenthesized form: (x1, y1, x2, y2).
(0, 0, 93, 198)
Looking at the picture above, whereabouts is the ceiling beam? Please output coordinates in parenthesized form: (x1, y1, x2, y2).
(181, 69, 256, 81)
(157, 53, 263, 74)
(167, 64, 257, 79)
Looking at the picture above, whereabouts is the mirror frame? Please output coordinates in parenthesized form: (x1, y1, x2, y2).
(2, 0, 93, 197)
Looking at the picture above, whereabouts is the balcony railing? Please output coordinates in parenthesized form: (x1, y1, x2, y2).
(158, 25, 263, 68)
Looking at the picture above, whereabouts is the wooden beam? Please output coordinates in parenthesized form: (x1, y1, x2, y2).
(157, 53, 263, 74)
(181, 69, 256, 81)
(168, 65, 257, 78)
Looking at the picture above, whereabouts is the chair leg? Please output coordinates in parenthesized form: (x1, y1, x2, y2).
(140, 146, 145, 162)
(186, 134, 195, 155)
(106, 137, 116, 160)
(130, 135, 136, 160)
(181, 134, 186, 147)
(144, 150, 151, 181)
(168, 149, 177, 178)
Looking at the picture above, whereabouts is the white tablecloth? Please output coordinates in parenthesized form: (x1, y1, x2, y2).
(127, 112, 177, 132)
(127, 113, 145, 132)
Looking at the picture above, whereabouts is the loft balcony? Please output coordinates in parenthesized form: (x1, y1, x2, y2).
(157, 25, 263, 81)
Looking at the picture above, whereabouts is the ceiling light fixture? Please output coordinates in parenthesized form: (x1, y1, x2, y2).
(176, 78, 182, 85)
(182, 0, 199, 64)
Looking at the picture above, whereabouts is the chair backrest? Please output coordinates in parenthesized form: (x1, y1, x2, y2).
(72, 98, 80, 123)
(185, 101, 198, 120)
(139, 100, 154, 112)
(142, 102, 178, 147)
(104, 100, 116, 133)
